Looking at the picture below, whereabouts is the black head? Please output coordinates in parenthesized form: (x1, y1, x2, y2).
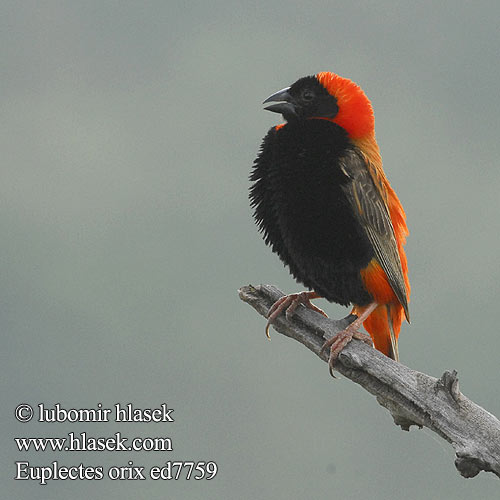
(263, 76, 339, 122)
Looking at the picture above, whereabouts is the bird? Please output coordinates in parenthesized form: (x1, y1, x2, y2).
(249, 71, 410, 374)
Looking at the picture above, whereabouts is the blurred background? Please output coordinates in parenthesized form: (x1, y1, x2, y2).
(2, 1, 500, 498)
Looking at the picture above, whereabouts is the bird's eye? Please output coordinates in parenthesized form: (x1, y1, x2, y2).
(302, 89, 314, 101)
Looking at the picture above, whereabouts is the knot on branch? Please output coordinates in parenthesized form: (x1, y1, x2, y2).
(455, 454, 491, 478)
(435, 369, 461, 403)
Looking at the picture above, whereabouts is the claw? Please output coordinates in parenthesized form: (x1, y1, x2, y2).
(320, 302, 378, 376)
(265, 291, 326, 338)
(321, 328, 373, 376)
(265, 322, 272, 340)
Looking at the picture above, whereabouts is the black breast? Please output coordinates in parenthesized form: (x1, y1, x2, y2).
(250, 119, 374, 306)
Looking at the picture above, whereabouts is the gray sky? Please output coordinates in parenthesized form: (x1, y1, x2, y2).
(2, 1, 500, 498)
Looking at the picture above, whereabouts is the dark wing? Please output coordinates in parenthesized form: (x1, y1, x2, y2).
(339, 149, 409, 321)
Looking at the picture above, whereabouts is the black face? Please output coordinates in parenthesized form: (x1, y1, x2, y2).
(263, 76, 339, 122)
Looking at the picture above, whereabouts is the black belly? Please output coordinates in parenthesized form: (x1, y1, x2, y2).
(250, 119, 374, 306)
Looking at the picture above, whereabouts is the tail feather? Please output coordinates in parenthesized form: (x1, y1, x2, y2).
(386, 304, 399, 361)
(362, 303, 403, 361)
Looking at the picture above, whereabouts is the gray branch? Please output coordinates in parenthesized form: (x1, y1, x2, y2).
(239, 284, 500, 479)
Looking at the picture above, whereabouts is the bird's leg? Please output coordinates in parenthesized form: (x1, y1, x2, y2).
(320, 302, 378, 377)
(265, 291, 327, 339)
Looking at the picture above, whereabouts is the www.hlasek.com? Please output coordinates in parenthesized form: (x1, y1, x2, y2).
(13, 402, 218, 484)
(15, 431, 173, 452)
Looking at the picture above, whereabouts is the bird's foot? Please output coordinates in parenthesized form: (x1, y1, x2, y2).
(265, 291, 327, 339)
(320, 326, 373, 377)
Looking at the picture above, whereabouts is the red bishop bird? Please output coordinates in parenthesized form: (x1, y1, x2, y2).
(250, 72, 410, 374)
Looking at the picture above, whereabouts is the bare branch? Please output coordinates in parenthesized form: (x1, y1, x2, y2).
(239, 284, 500, 479)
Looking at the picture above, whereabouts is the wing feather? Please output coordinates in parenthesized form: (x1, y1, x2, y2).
(340, 149, 410, 321)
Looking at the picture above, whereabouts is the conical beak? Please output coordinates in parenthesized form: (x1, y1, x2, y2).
(263, 86, 291, 104)
(262, 86, 296, 116)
